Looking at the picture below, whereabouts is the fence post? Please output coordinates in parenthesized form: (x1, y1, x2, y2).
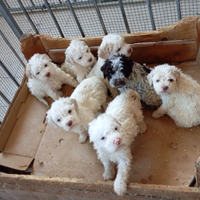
(0, 1, 23, 40)
(176, 0, 182, 20)
(118, 0, 131, 33)
(146, 0, 156, 30)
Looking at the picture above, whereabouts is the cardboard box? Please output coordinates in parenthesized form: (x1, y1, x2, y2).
(0, 16, 200, 200)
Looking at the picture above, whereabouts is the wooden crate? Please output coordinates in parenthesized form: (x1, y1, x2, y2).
(0, 16, 200, 200)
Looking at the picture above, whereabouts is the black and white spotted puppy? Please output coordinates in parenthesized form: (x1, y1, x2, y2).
(101, 54, 162, 109)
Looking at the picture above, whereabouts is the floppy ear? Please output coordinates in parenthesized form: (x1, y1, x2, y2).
(172, 70, 180, 80)
(70, 98, 79, 112)
(101, 60, 111, 79)
(147, 70, 155, 86)
(98, 43, 114, 60)
(64, 47, 74, 64)
(26, 63, 33, 79)
(121, 55, 133, 78)
(46, 110, 58, 129)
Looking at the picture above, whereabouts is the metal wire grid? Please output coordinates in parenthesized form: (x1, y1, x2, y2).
(123, 0, 153, 33)
(180, 0, 200, 18)
(97, 1, 127, 34)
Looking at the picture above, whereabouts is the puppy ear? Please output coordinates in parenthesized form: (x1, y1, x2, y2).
(46, 110, 58, 129)
(98, 43, 114, 60)
(172, 70, 180, 80)
(70, 98, 79, 112)
(101, 60, 111, 79)
(64, 49, 74, 64)
(26, 63, 33, 79)
(147, 70, 155, 86)
(121, 55, 133, 78)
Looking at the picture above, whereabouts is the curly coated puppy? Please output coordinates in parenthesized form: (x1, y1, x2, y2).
(61, 39, 96, 83)
(46, 77, 107, 143)
(87, 33, 132, 97)
(88, 89, 146, 196)
(26, 53, 78, 106)
(147, 64, 200, 128)
(101, 54, 162, 109)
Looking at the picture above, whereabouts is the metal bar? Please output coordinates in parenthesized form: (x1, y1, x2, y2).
(0, 60, 20, 87)
(176, 0, 182, 20)
(3, 0, 10, 9)
(0, 91, 11, 105)
(0, 30, 26, 68)
(30, 0, 35, 6)
(0, 1, 23, 40)
(66, 0, 85, 37)
(118, 0, 130, 33)
(17, 0, 39, 34)
(93, 0, 107, 35)
(43, 0, 64, 38)
(146, 0, 156, 30)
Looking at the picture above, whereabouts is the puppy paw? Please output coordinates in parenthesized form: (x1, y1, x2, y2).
(152, 111, 163, 118)
(79, 134, 87, 143)
(114, 179, 127, 196)
(139, 123, 147, 134)
(103, 170, 115, 181)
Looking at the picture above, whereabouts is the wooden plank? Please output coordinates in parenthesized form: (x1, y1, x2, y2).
(38, 16, 199, 51)
(48, 39, 197, 65)
(20, 34, 47, 61)
(0, 174, 199, 200)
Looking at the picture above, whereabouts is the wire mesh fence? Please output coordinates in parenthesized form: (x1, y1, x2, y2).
(0, 0, 200, 124)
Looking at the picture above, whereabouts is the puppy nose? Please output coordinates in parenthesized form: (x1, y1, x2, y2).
(114, 79, 126, 87)
(128, 48, 132, 54)
(66, 120, 73, 127)
(88, 58, 93, 62)
(163, 86, 168, 91)
(46, 72, 50, 77)
(114, 138, 121, 145)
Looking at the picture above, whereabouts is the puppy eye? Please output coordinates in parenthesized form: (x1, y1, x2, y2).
(57, 119, 61, 122)
(115, 127, 117, 131)
(117, 48, 121, 52)
(101, 137, 105, 140)
(169, 79, 174, 82)
(79, 57, 82, 60)
(36, 72, 40, 75)
(44, 64, 47, 67)
(68, 110, 72, 114)
(156, 80, 159, 82)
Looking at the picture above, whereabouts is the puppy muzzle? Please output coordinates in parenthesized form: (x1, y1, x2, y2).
(113, 79, 126, 88)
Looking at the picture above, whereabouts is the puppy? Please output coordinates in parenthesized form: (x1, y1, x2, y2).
(88, 89, 146, 196)
(26, 53, 78, 106)
(87, 33, 132, 97)
(46, 77, 107, 143)
(61, 39, 96, 83)
(101, 54, 162, 109)
(147, 64, 200, 128)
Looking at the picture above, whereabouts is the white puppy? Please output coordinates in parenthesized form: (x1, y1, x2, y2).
(87, 33, 132, 97)
(26, 53, 78, 106)
(46, 77, 107, 143)
(147, 64, 200, 128)
(61, 39, 96, 83)
(88, 89, 146, 196)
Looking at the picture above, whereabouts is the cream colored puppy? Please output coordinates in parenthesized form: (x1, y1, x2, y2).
(26, 53, 78, 106)
(88, 89, 146, 196)
(87, 33, 132, 97)
(46, 77, 107, 143)
(61, 39, 96, 83)
(147, 64, 200, 128)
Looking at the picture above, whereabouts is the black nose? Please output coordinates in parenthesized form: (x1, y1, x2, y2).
(163, 86, 168, 91)
(114, 79, 126, 87)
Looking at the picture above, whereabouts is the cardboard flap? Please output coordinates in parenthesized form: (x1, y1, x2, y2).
(0, 152, 33, 171)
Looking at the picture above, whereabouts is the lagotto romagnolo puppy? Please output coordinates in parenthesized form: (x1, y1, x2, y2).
(147, 64, 200, 128)
(26, 53, 78, 106)
(87, 33, 132, 97)
(46, 77, 107, 143)
(61, 39, 96, 83)
(101, 54, 162, 109)
(88, 89, 146, 196)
